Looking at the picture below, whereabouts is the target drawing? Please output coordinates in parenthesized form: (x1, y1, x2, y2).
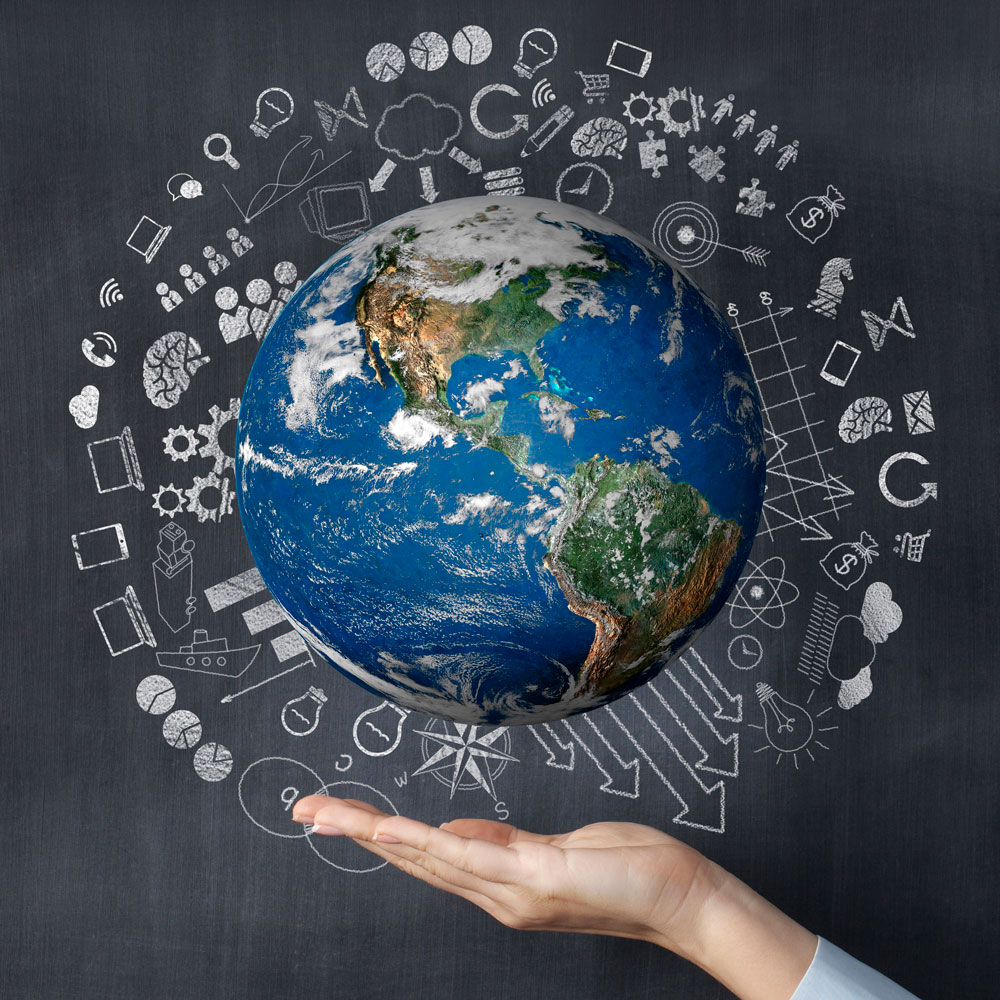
(652, 201, 719, 267)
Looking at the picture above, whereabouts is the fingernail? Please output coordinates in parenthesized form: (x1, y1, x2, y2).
(309, 824, 345, 836)
(374, 832, 402, 844)
(292, 815, 314, 824)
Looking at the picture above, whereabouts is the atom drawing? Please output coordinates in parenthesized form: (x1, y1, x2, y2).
(729, 556, 800, 630)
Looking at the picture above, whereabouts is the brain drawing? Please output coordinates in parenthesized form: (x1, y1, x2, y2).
(838, 396, 892, 443)
(143, 332, 210, 409)
(570, 117, 628, 159)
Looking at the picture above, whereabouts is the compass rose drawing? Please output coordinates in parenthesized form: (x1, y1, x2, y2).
(412, 719, 519, 798)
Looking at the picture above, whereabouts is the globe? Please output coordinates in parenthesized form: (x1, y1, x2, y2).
(236, 196, 765, 725)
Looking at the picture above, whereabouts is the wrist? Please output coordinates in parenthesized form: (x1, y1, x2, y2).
(651, 858, 818, 1000)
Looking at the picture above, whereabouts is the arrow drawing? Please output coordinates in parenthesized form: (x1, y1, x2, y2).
(656, 672, 739, 778)
(528, 721, 575, 770)
(605, 698, 727, 833)
(220, 660, 307, 703)
(448, 145, 483, 174)
(564, 716, 640, 798)
(368, 157, 397, 192)
(418, 165, 439, 204)
(688, 236, 770, 266)
(222, 137, 352, 224)
(469, 83, 530, 140)
(678, 650, 742, 723)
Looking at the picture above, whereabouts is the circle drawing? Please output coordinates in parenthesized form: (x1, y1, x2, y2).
(414, 718, 515, 797)
(555, 162, 614, 215)
(136, 674, 176, 715)
(193, 742, 234, 782)
(651, 201, 719, 268)
(409, 31, 449, 71)
(452, 25, 492, 65)
(162, 709, 202, 749)
(727, 634, 764, 671)
(306, 780, 398, 873)
(238, 756, 326, 839)
(365, 42, 406, 83)
(729, 556, 800, 630)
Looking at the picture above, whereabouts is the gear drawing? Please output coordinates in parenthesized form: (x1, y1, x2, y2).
(152, 483, 186, 518)
(198, 396, 241, 475)
(163, 424, 200, 462)
(184, 471, 235, 523)
(655, 86, 706, 138)
(622, 91, 655, 126)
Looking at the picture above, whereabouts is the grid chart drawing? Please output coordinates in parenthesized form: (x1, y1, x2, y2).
(731, 301, 853, 541)
(204, 567, 315, 668)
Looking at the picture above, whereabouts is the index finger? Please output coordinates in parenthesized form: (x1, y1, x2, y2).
(309, 797, 522, 885)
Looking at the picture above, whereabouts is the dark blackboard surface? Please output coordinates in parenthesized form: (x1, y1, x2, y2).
(3, 2, 999, 998)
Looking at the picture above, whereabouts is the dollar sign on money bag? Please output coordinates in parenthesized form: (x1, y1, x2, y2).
(820, 531, 878, 591)
(786, 185, 846, 244)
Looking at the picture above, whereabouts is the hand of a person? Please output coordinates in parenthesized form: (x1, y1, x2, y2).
(292, 794, 715, 952)
(292, 795, 817, 1000)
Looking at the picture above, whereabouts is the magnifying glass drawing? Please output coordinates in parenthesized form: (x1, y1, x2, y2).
(203, 133, 240, 170)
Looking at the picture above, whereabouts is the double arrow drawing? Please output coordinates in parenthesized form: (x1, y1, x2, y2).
(528, 650, 741, 833)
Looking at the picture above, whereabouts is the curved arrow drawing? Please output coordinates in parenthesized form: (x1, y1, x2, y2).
(470, 84, 529, 140)
(878, 451, 938, 508)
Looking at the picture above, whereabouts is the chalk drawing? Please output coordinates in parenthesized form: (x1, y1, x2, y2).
(605, 39, 651, 78)
(894, 529, 931, 562)
(451, 26, 492, 65)
(136, 675, 176, 715)
(162, 709, 202, 749)
(735, 178, 775, 217)
(862, 295, 915, 351)
(786, 186, 846, 243)
(711, 94, 735, 124)
(776, 140, 799, 170)
(126, 215, 171, 262)
(156, 629, 261, 679)
(412, 719, 518, 799)
(878, 451, 938, 508)
(88, 426, 144, 494)
(69, 385, 99, 429)
(249, 87, 294, 139)
(819, 532, 879, 591)
(184, 472, 235, 523)
(72, 523, 129, 571)
(754, 124, 779, 156)
(151, 521, 196, 633)
(798, 592, 842, 686)
(166, 173, 203, 200)
(653, 202, 769, 267)
(727, 634, 763, 671)
(305, 780, 399, 873)
(449, 145, 482, 174)
(198, 397, 240, 474)
(729, 556, 800, 629)
(353, 701, 411, 757)
(838, 396, 892, 443)
(521, 104, 574, 156)
(819, 340, 862, 386)
(82, 332, 117, 368)
(156, 282, 183, 312)
(239, 757, 327, 839)
(281, 686, 328, 736)
(162, 425, 200, 463)
(469, 83, 528, 140)
(555, 162, 614, 214)
(902, 390, 934, 434)
(657, 86, 706, 137)
(203, 133, 240, 170)
(152, 484, 185, 518)
(570, 117, 628, 159)
(179, 263, 206, 294)
(687, 144, 726, 182)
(409, 31, 449, 71)
(749, 684, 838, 768)
(531, 77, 557, 108)
(193, 743, 234, 782)
(313, 88, 368, 142)
(368, 157, 397, 192)
(98, 278, 124, 308)
(143, 332, 210, 409)
(366, 43, 406, 83)
(638, 130, 669, 177)
(727, 297, 853, 540)
(575, 70, 610, 104)
(733, 109, 756, 139)
(513, 28, 557, 79)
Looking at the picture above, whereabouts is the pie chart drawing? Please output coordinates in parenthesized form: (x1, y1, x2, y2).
(136, 674, 176, 715)
(366, 42, 406, 83)
(652, 201, 720, 268)
(452, 25, 492, 65)
(409, 31, 449, 71)
(194, 742, 234, 782)
(162, 709, 202, 749)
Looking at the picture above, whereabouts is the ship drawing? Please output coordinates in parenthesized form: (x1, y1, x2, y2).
(156, 629, 261, 678)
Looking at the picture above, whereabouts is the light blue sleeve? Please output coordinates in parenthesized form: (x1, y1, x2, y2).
(790, 936, 921, 1000)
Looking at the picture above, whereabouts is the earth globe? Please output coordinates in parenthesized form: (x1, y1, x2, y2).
(235, 196, 765, 725)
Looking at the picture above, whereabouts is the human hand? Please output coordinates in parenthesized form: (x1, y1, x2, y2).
(292, 794, 715, 953)
(293, 795, 818, 1000)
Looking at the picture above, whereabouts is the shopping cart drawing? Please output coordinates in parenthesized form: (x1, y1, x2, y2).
(576, 70, 610, 104)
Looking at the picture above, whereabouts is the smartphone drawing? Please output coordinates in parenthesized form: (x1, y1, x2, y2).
(72, 523, 129, 570)
(820, 340, 862, 387)
(605, 40, 652, 78)
(82, 333, 117, 368)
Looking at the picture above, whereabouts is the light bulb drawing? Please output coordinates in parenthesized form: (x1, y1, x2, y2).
(749, 683, 838, 768)
(352, 700, 410, 756)
(513, 28, 557, 80)
(250, 87, 294, 139)
(280, 685, 327, 737)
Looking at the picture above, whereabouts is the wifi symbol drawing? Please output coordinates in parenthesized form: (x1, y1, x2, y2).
(99, 278, 124, 308)
(531, 78, 556, 108)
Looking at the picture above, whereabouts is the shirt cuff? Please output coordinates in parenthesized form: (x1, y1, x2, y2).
(789, 936, 921, 1000)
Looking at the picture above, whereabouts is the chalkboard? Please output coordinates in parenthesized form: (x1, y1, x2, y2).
(3, 3, 998, 999)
